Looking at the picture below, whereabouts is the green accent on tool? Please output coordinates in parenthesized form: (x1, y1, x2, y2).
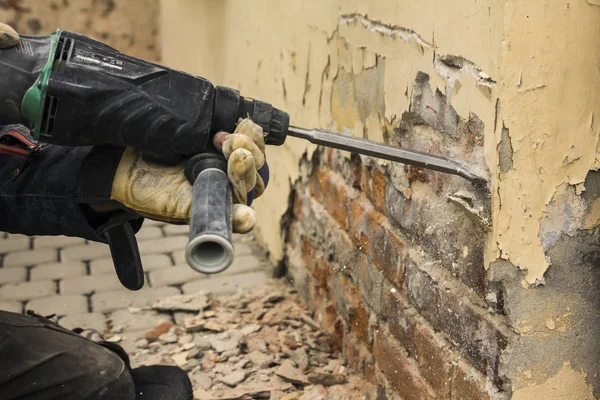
(21, 30, 61, 140)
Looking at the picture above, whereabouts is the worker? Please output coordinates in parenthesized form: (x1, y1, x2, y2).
(0, 23, 268, 400)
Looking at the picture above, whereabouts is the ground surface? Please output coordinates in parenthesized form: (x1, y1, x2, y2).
(0, 222, 373, 399)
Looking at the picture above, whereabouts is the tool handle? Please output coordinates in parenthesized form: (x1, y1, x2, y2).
(184, 153, 234, 274)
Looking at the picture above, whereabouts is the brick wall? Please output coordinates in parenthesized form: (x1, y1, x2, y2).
(283, 72, 510, 399)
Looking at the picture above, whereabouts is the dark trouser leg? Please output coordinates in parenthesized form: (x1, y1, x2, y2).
(131, 366, 194, 400)
(0, 310, 136, 400)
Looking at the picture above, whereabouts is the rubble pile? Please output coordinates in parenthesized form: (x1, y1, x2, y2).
(107, 281, 374, 400)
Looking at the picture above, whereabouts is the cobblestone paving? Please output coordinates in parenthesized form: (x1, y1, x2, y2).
(0, 221, 270, 329)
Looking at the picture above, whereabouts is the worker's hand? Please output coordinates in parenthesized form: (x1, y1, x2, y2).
(108, 118, 268, 234)
(0, 23, 19, 49)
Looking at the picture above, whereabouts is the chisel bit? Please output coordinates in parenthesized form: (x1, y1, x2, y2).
(287, 126, 487, 187)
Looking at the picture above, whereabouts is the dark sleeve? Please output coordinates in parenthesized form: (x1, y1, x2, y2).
(0, 137, 142, 242)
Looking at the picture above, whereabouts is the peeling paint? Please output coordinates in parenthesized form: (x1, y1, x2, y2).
(492, 0, 600, 284)
(339, 13, 432, 49)
(513, 362, 594, 400)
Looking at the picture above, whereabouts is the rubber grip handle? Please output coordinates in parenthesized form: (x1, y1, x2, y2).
(184, 154, 234, 274)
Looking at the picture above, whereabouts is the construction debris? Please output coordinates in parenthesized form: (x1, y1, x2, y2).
(112, 281, 373, 399)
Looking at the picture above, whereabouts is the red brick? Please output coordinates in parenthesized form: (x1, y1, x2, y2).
(292, 193, 303, 218)
(363, 355, 377, 385)
(360, 166, 372, 195)
(352, 157, 363, 190)
(313, 258, 333, 290)
(344, 333, 367, 375)
(404, 256, 507, 383)
(309, 168, 351, 229)
(342, 276, 371, 346)
(370, 168, 388, 212)
(350, 199, 404, 287)
(451, 360, 492, 400)
(301, 237, 316, 269)
(311, 275, 328, 310)
(350, 199, 376, 252)
(318, 303, 344, 351)
(373, 328, 437, 400)
(414, 323, 456, 397)
(381, 283, 417, 356)
(370, 225, 404, 287)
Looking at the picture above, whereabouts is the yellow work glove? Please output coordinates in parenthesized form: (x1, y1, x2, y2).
(0, 23, 19, 49)
(110, 118, 268, 234)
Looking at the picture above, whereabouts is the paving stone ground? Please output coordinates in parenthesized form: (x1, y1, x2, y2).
(0, 222, 270, 331)
(0, 224, 372, 399)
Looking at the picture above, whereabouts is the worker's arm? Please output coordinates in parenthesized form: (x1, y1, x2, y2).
(0, 124, 142, 241)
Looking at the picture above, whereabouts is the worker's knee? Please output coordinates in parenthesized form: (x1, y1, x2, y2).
(0, 310, 136, 399)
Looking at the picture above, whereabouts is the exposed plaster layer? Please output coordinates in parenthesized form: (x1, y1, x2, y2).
(512, 362, 594, 400)
(489, 221, 600, 397)
(491, 0, 600, 284)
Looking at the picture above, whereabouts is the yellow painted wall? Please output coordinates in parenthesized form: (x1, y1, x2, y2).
(161, 1, 600, 396)
(0, 0, 160, 61)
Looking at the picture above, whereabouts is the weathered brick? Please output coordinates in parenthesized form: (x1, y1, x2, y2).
(0, 301, 22, 313)
(385, 184, 487, 297)
(149, 265, 209, 287)
(0, 281, 55, 301)
(344, 333, 367, 375)
(3, 249, 58, 267)
(181, 271, 269, 295)
(451, 359, 492, 400)
(59, 312, 107, 333)
(285, 245, 311, 303)
(373, 327, 437, 400)
(414, 322, 456, 397)
(350, 199, 404, 287)
(33, 236, 85, 250)
(404, 255, 507, 381)
(92, 286, 179, 313)
(62, 242, 111, 261)
(332, 274, 370, 346)
(136, 226, 164, 240)
(26, 295, 88, 316)
(370, 226, 404, 288)
(310, 169, 352, 229)
(137, 236, 188, 255)
(0, 266, 27, 284)
(91, 254, 173, 275)
(369, 168, 388, 212)
(380, 281, 417, 356)
(60, 274, 123, 295)
(292, 193, 303, 218)
(350, 198, 373, 254)
(353, 255, 383, 315)
(317, 303, 344, 351)
(109, 309, 171, 331)
(0, 237, 30, 253)
(30, 261, 86, 281)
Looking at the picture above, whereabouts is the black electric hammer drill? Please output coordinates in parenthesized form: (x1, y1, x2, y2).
(0, 30, 486, 289)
